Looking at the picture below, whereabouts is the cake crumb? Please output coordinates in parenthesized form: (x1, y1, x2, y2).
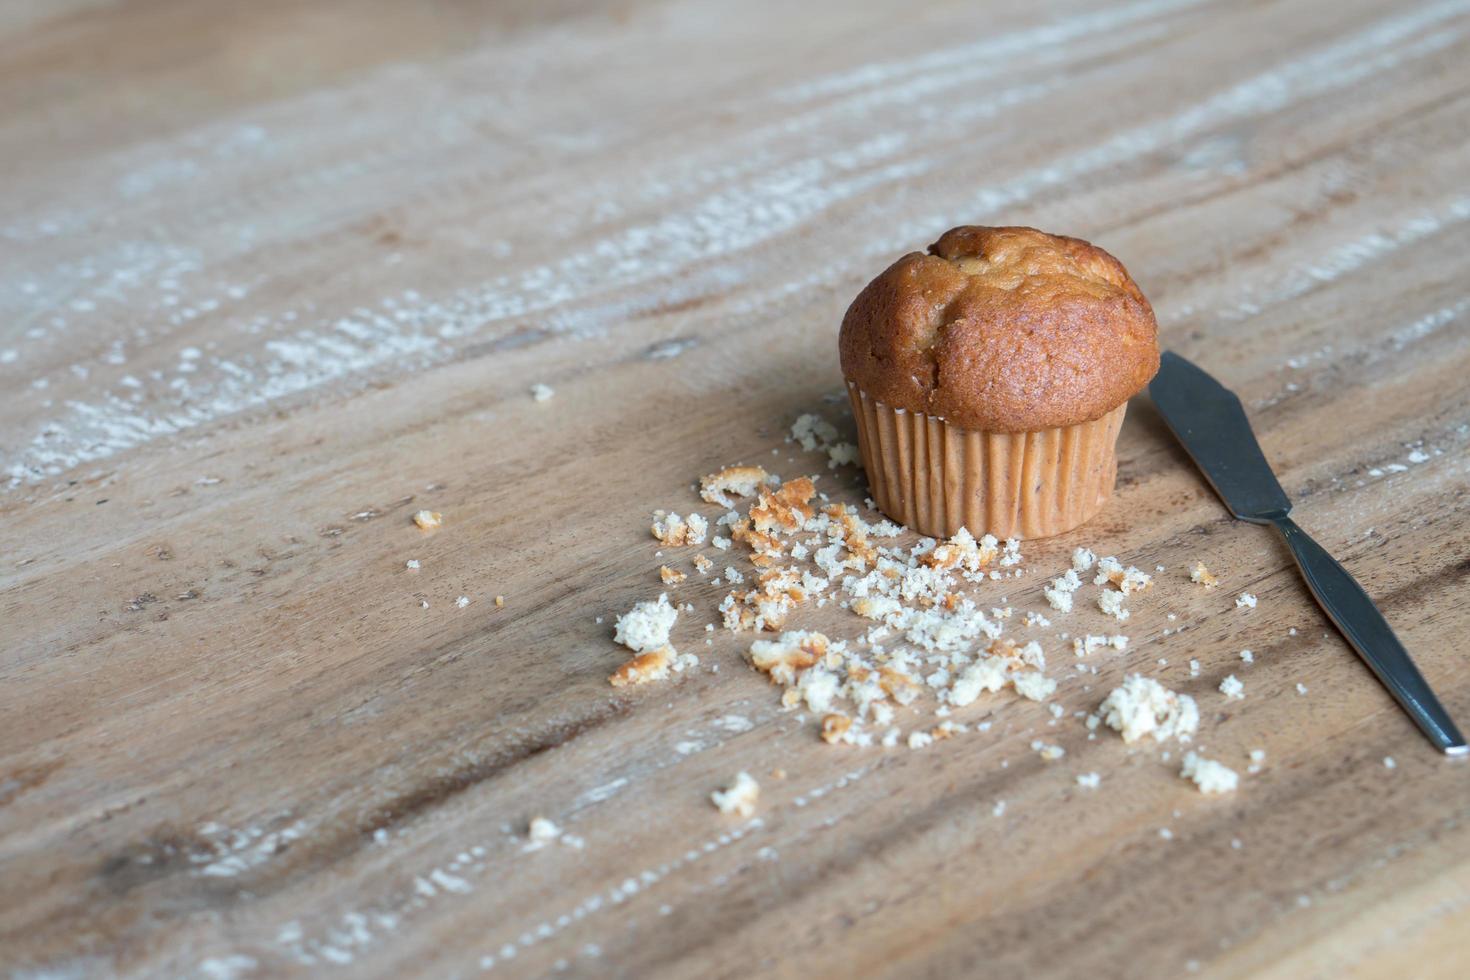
(820, 714, 853, 744)
(1219, 674, 1245, 700)
(1190, 561, 1217, 588)
(1013, 671, 1058, 702)
(1239, 649, 1254, 664)
(495, 595, 505, 607)
(530, 383, 555, 402)
(1097, 589, 1130, 621)
(609, 646, 676, 687)
(1181, 752, 1239, 794)
(711, 772, 760, 817)
(1072, 547, 1097, 572)
(455, 595, 470, 609)
(1236, 592, 1257, 610)
(527, 816, 561, 847)
(405, 559, 420, 570)
(790, 414, 839, 451)
(1296, 682, 1308, 696)
(1044, 569, 1081, 613)
(693, 554, 714, 575)
(1073, 634, 1128, 657)
(748, 631, 833, 685)
(1031, 739, 1065, 761)
(700, 466, 771, 507)
(652, 511, 708, 547)
(1384, 756, 1396, 770)
(614, 594, 678, 652)
(1099, 675, 1199, 744)
(660, 565, 687, 585)
(413, 510, 442, 530)
(1076, 772, 1100, 789)
(1095, 556, 1151, 594)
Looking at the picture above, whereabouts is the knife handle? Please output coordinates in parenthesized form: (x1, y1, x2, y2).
(1272, 516, 1466, 755)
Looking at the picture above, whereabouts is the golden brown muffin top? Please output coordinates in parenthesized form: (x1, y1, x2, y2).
(838, 226, 1160, 432)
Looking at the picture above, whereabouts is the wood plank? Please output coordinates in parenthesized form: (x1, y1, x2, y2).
(3, 0, 1469, 976)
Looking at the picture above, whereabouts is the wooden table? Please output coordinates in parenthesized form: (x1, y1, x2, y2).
(4, 1, 1469, 976)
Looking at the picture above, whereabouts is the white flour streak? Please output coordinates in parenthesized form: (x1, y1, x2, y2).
(721, 4, 1470, 328)
(1218, 197, 1470, 321)
(764, 22, 1159, 142)
(3, 135, 925, 488)
(670, 711, 765, 758)
(645, 337, 698, 360)
(116, 125, 272, 200)
(192, 819, 308, 878)
(274, 815, 767, 971)
(197, 955, 259, 980)
(710, 714, 754, 733)
(576, 777, 629, 807)
(476, 819, 766, 972)
(577, 8, 1157, 220)
(793, 766, 874, 809)
(272, 758, 874, 971)
(478, 766, 874, 971)
(940, 2, 1469, 230)
(775, 0, 1206, 102)
(428, 868, 474, 894)
(278, 910, 401, 967)
(4, 3, 1464, 491)
(1, 240, 205, 341)
(1390, 296, 1470, 350)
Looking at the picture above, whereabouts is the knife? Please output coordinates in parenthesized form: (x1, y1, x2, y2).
(1149, 350, 1466, 756)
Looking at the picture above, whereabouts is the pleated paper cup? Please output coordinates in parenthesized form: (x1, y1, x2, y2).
(848, 382, 1126, 540)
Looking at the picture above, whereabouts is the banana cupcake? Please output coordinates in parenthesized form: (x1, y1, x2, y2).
(839, 225, 1159, 539)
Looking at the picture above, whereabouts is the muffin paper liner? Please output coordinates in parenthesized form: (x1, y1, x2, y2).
(848, 383, 1126, 540)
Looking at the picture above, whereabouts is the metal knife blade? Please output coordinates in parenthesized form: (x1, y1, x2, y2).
(1149, 350, 1466, 756)
(1148, 351, 1291, 522)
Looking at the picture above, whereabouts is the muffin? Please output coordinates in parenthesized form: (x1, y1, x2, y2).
(839, 225, 1159, 540)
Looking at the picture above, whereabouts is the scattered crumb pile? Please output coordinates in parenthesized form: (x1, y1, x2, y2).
(604, 412, 1269, 798)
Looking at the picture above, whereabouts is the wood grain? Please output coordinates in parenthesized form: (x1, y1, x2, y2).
(3, 0, 1470, 977)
